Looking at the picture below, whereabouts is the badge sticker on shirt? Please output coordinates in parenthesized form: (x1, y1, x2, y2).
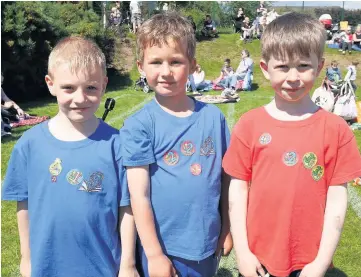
(79, 171, 103, 192)
(311, 165, 324, 181)
(66, 169, 84, 185)
(190, 163, 202, 176)
(181, 141, 196, 156)
(259, 133, 272, 145)
(303, 152, 318, 169)
(200, 137, 215, 156)
(282, 151, 298, 166)
(163, 150, 179, 166)
(49, 158, 62, 182)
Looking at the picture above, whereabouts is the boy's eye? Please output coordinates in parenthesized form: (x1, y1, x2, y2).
(171, 60, 181, 65)
(87, 86, 97, 90)
(61, 86, 73, 91)
(150, 61, 161, 65)
(299, 64, 311, 68)
(276, 65, 288, 69)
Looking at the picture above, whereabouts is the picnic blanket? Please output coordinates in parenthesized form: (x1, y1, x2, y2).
(11, 115, 50, 128)
(193, 94, 240, 104)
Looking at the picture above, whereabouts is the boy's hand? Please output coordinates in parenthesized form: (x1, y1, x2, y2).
(237, 250, 265, 277)
(118, 264, 140, 277)
(148, 254, 177, 277)
(20, 256, 31, 277)
(216, 231, 233, 256)
(299, 260, 328, 277)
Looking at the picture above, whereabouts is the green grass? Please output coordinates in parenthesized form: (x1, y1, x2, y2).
(2, 33, 361, 277)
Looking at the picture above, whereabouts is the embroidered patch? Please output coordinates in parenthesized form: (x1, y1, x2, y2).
(282, 151, 298, 166)
(49, 158, 62, 182)
(200, 137, 215, 156)
(163, 150, 179, 166)
(79, 171, 104, 192)
(311, 165, 324, 181)
(259, 133, 272, 145)
(303, 152, 318, 169)
(66, 169, 84, 185)
(181, 141, 196, 156)
(190, 163, 202, 176)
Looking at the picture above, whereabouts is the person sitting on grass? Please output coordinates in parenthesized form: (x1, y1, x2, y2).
(326, 60, 342, 84)
(187, 64, 210, 93)
(221, 49, 254, 96)
(201, 14, 218, 38)
(241, 17, 254, 41)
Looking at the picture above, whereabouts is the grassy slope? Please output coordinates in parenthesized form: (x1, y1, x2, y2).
(1, 32, 361, 277)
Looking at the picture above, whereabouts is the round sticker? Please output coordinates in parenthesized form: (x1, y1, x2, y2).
(181, 141, 196, 156)
(303, 152, 318, 169)
(163, 150, 179, 166)
(282, 151, 298, 166)
(190, 163, 202, 176)
(49, 158, 62, 176)
(259, 133, 272, 145)
(66, 169, 84, 185)
(311, 165, 324, 181)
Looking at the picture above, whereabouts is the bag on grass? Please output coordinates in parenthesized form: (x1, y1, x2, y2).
(312, 78, 335, 112)
(333, 81, 357, 120)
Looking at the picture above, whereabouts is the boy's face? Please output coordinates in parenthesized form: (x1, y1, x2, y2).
(137, 39, 196, 97)
(45, 64, 107, 123)
(224, 61, 230, 67)
(260, 52, 324, 102)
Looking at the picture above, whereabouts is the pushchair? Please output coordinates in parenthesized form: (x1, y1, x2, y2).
(134, 75, 151, 93)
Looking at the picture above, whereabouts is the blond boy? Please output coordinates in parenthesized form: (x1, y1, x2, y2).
(2, 37, 139, 277)
(223, 13, 361, 277)
(120, 12, 232, 277)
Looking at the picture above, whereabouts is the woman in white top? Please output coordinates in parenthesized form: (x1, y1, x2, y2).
(187, 64, 209, 93)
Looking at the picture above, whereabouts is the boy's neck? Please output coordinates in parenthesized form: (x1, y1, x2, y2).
(155, 93, 195, 117)
(48, 113, 99, 141)
(266, 94, 319, 120)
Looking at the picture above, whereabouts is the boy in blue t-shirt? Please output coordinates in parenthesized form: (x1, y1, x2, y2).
(121, 13, 232, 277)
(2, 37, 139, 277)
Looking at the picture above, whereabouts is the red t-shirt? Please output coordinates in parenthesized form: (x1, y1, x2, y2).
(223, 107, 361, 276)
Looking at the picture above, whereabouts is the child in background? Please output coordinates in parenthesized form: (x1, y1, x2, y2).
(326, 60, 342, 84)
(223, 13, 361, 277)
(121, 12, 232, 277)
(345, 60, 359, 92)
(2, 37, 139, 277)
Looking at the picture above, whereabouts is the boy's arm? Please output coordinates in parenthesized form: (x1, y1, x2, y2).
(17, 201, 31, 277)
(118, 206, 138, 276)
(127, 165, 176, 276)
(229, 178, 265, 277)
(216, 171, 233, 256)
(300, 184, 348, 277)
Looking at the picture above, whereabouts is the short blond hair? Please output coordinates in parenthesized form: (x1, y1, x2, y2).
(261, 12, 326, 62)
(136, 12, 196, 62)
(48, 36, 106, 78)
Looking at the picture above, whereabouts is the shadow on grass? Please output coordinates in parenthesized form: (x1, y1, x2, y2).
(107, 68, 133, 92)
(325, 268, 348, 277)
(216, 268, 235, 277)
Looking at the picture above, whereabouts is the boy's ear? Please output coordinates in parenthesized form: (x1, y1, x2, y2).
(45, 75, 56, 96)
(189, 58, 197, 75)
(316, 58, 325, 77)
(260, 59, 270, 80)
(137, 60, 145, 76)
(102, 76, 108, 96)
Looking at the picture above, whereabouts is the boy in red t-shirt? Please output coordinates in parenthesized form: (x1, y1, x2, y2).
(223, 12, 361, 277)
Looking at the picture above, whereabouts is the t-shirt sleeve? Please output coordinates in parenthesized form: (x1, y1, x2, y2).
(120, 116, 155, 167)
(221, 114, 230, 157)
(222, 117, 252, 181)
(2, 143, 28, 201)
(327, 123, 361, 186)
(118, 161, 131, 207)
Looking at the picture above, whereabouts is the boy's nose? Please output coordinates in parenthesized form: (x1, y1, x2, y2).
(160, 64, 172, 76)
(73, 89, 87, 103)
(286, 68, 300, 82)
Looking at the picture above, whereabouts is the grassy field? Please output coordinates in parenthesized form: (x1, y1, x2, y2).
(1, 31, 361, 277)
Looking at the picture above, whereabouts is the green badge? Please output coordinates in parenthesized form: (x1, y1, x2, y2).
(303, 152, 318, 169)
(311, 165, 324, 181)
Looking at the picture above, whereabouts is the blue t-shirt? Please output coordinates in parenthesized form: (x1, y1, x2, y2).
(121, 98, 230, 260)
(2, 120, 130, 277)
